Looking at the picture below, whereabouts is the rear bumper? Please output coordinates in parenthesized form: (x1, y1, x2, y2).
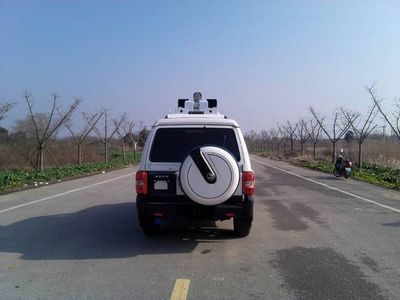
(136, 195, 253, 221)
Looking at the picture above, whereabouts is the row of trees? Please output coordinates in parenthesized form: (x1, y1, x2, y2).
(0, 94, 148, 172)
(2, 85, 399, 171)
(245, 86, 400, 169)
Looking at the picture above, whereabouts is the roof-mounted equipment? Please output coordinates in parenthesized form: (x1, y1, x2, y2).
(176, 92, 219, 115)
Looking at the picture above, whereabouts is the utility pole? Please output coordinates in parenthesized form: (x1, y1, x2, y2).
(104, 109, 108, 162)
(382, 125, 386, 142)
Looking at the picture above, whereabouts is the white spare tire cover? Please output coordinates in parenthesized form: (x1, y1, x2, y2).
(180, 146, 240, 206)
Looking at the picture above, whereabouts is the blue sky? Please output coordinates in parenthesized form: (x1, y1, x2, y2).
(1, 1, 399, 132)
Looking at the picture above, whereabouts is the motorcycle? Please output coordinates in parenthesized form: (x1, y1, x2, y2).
(333, 158, 352, 178)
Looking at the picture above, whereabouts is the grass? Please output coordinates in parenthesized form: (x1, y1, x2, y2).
(252, 144, 400, 190)
(0, 153, 141, 193)
(298, 160, 400, 190)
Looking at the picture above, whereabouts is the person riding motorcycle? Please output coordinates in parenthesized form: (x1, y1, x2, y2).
(333, 149, 352, 178)
(335, 154, 344, 172)
(335, 148, 344, 166)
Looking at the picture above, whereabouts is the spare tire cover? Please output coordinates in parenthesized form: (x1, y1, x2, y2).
(180, 146, 240, 205)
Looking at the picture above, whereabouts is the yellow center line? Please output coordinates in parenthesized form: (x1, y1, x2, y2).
(170, 279, 190, 300)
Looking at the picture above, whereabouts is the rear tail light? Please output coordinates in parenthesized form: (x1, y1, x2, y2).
(136, 171, 148, 195)
(242, 171, 255, 196)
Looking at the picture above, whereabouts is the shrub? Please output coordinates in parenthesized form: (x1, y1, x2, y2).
(298, 160, 400, 190)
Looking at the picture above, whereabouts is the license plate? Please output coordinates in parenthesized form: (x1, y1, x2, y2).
(154, 180, 168, 190)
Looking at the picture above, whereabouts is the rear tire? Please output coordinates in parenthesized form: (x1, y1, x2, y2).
(141, 217, 160, 236)
(137, 198, 160, 236)
(234, 217, 252, 237)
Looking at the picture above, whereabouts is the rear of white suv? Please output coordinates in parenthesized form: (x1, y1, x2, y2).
(135, 95, 255, 237)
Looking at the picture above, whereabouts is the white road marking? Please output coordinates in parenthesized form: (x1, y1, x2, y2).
(0, 172, 136, 214)
(251, 157, 400, 214)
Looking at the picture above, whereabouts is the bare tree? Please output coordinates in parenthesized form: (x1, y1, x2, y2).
(89, 109, 126, 162)
(310, 107, 356, 163)
(294, 119, 310, 155)
(244, 130, 257, 152)
(244, 130, 264, 152)
(367, 85, 400, 140)
(268, 128, 279, 153)
(260, 130, 269, 152)
(123, 121, 148, 160)
(341, 104, 378, 169)
(66, 112, 103, 165)
(113, 116, 133, 161)
(306, 119, 323, 159)
(277, 124, 288, 157)
(0, 102, 15, 121)
(283, 121, 297, 154)
(12, 115, 42, 168)
(122, 120, 139, 159)
(24, 93, 81, 172)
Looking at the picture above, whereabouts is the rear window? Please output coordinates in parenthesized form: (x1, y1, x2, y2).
(150, 128, 241, 162)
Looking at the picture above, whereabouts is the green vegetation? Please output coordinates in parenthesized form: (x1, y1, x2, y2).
(300, 161, 333, 173)
(0, 153, 141, 193)
(299, 161, 400, 190)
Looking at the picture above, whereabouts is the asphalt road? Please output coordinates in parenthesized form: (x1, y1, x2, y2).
(0, 156, 399, 299)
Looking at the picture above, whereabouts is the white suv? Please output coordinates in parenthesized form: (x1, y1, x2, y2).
(135, 93, 255, 237)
